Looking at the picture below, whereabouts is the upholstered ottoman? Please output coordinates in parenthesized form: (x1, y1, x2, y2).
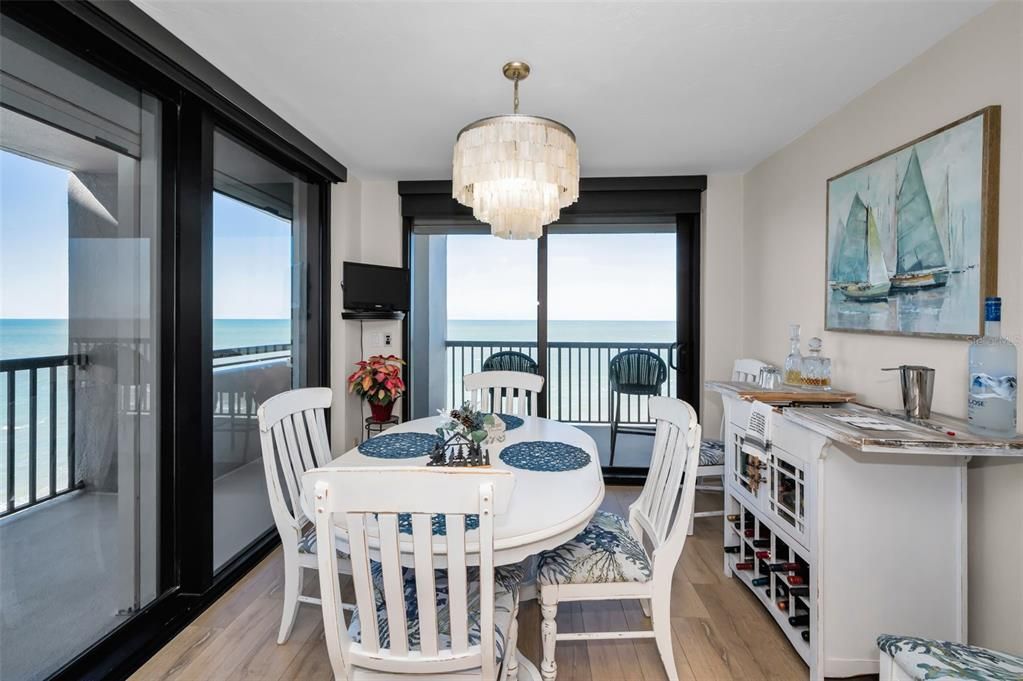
(878, 634, 1023, 681)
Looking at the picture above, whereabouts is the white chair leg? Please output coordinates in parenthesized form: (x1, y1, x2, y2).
(640, 597, 652, 618)
(540, 588, 558, 681)
(505, 609, 520, 679)
(688, 508, 695, 536)
(277, 550, 303, 644)
(652, 595, 679, 681)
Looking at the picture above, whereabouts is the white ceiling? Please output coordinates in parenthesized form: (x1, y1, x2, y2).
(133, 0, 991, 180)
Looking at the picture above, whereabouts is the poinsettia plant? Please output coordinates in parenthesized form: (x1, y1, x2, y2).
(347, 354, 406, 405)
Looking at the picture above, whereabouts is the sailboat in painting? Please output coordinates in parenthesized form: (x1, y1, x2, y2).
(891, 148, 949, 290)
(832, 193, 891, 301)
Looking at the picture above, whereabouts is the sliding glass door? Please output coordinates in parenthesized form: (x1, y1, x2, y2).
(210, 130, 321, 570)
(0, 18, 163, 679)
(547, 229, 679, 471)
(409, 224, 689, 477)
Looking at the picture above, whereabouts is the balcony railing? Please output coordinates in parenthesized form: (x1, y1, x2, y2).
(446, 340, 677, 424)
(1, 353, 86, 517)
(1, 343, 291, 519)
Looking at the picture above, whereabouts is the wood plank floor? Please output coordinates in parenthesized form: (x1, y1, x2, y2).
(131, 487, 831, 681)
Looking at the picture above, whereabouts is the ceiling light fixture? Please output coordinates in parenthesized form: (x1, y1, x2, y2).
(452, 61, 580, 240)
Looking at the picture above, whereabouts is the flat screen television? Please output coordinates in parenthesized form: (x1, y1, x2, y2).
(342, 261, 410, 312)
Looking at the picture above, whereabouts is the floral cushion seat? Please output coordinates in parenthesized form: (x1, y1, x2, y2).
(349, 562, 525, 665)
(878, 634, 1023, 681)
(699, 438, 726, 467)
(297, 524, 318, 554)
(537, 510, 652, 586)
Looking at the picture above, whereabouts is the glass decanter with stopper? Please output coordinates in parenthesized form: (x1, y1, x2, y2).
(801, 337, 832, 390)
(783, 324, 803, 386)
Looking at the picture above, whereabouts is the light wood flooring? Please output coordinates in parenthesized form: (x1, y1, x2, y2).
(131, 487, 836, 681)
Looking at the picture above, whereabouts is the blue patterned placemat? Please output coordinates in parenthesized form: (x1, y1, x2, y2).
(500, 441, 591, 472)
(490, 413, 524, 430)
(358, 432, 442, 459)
(386, 513, 480, 536)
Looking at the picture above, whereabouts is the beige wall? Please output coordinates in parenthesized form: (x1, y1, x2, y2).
(740, 1, 1022, 653)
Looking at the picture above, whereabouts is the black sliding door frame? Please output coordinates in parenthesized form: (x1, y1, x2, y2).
(1, 2, 341, 679)
(399, 178, 706, 482)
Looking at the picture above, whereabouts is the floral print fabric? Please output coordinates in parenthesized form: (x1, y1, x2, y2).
(878, 634, 1023, 681)
(537, 510, 652, 585)
(699, 438, 726, 467)
(349, 562, 525, 665)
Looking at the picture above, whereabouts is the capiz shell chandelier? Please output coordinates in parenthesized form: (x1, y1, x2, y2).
(452, 61, 580, 240)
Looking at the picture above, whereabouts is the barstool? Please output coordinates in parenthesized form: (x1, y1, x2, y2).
(608, 349, 668, 465)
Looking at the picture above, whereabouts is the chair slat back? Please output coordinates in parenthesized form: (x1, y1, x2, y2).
(305, 466, 514, 680)
(609, 350, 668, 393)
(482, 351, 539, 375)
(733, 358, 768, 384)
(628, 397, 701, 577)
(464, 370, 544, 417)
(256, 387, 334, 534)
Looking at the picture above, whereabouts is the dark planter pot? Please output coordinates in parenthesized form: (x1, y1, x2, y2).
(369, 401, 395, 422)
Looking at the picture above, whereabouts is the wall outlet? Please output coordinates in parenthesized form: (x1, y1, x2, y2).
(384, 333, 392, 346)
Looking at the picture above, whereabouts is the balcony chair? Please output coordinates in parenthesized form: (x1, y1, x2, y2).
(482, 350, 539, 374)
(304, 465, 524, 681)
(689, 358, 767, 534)
(537, 396, 701, 681)
(256, 387, 352, 644)
(608, 349, 668, 465)
(464, 370, 545, 418)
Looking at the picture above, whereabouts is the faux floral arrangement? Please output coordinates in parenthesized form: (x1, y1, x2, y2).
(347, 354, 406, 421)
(436, 402, 504, 444)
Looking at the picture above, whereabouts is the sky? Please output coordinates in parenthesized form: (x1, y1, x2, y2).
(0, 149, 292, 320)
(446, 232, 677, 321)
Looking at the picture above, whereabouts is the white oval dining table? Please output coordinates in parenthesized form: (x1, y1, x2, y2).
(328, 414, 606, 566)
(324, 414, 606, 681)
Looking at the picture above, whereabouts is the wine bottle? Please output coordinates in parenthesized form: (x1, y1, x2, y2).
(755, 550, 771, 559)
(768, 562, 801, 572)
(734, 561, 754, 570)
(744, 528, 756, 538)
(777, 599, 789, 611)
(789, 586, 810, 597)
(788, 614, 809, 627)
(751, 577, 770, 587)
(752, 539, 771, 548)
(787, 575, 807, 585)
(723, 545, 741, 554)
(801, 630, 810, 642)
(968, 297, 1018, 435)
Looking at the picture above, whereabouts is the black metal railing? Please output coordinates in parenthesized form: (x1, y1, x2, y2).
(446, 340, 677, 424)
(212, 343, 291, 367)
(1, 342, 291, 519)
(1, 354, 86, 517)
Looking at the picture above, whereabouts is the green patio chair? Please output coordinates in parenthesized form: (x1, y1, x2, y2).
(609, 349, 668, 465)
(482, 351, 539, 412)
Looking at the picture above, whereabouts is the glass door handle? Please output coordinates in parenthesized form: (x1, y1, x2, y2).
(669, 342, 682, 371)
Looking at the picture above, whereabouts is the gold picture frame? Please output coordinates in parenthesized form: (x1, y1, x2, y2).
(825, 105, 1000, 339)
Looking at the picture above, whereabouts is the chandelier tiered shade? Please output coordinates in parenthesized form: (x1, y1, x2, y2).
(452, 114, 580, 240)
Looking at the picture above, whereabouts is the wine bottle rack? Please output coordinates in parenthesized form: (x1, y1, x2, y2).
(725, 493, 813, 662)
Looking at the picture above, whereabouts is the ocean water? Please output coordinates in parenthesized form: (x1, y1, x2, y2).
(448, 319, 676, 343)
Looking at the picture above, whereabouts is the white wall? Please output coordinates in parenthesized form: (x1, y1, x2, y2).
(329, 178, 405, 452)
(702, 174, 745, 435)
(740, 1, 1022, 653)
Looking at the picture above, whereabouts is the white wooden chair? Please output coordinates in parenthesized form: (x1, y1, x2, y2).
(690, 358, 768, 534)
(536, 396, 701, 681)
(256, 387, 352, 644)
(305, 465, 523, 681)
(464, 370, 545, 417)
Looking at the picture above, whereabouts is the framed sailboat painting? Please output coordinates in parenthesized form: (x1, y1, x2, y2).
(825, 106, 1000, 338)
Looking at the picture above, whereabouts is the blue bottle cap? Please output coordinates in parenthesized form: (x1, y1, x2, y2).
(985, 296, 1001, 322)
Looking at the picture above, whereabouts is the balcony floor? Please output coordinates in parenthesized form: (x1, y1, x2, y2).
(0, 458, 272, 681)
